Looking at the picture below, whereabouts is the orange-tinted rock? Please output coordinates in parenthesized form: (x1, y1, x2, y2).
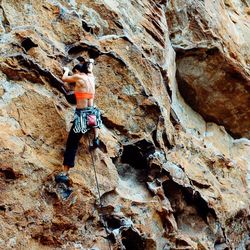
(167, 0, 250, 138)
(0, 0, 249, 249)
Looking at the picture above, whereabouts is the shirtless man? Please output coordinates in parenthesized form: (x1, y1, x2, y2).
(59, 59, 102, 176)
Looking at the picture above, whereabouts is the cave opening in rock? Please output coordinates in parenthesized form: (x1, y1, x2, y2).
(0, 167, 17, 180)
(68, 45, 100, 59)
(121, 228, 145, 250)
(106, 216, 122, 230)
(21, 38, 38, 52)
(183, 187, 216, 222)
(175, 47, 250, 139)
(121, 145, 147, 169)
(0, 205, 6, 212)
(82, 20, 93, 34)
(163, 179, 216, 224)
(116, 140, 156, 197)
(121, 140, 155, 169)
(67, 45, 84, 55)
(160, 68, 172, 100)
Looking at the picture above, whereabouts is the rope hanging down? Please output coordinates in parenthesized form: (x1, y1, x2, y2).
(87, 134, 112, 250)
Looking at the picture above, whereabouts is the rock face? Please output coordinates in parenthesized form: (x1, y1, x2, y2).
(0, 0, 249, 249)
(167, 0, 250, 138)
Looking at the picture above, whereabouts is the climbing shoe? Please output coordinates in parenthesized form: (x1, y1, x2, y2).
(57, 183, 72, 200)
(55, 173, 69, 185)
(93, 137, 100, 147)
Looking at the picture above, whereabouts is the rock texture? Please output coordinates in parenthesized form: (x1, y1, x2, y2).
(0, 0, 249, 249)
(167, 0, 250, 138)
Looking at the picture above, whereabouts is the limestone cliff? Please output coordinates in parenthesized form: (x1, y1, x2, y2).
(0, 0, 249, 249)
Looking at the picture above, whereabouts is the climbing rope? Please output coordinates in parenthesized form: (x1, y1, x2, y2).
(87, 134, 112, 250)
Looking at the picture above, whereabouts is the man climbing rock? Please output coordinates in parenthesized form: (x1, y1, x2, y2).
(55, 58, 102, 186)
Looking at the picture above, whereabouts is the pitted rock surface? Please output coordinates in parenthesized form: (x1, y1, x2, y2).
(0, 1, 250, 249)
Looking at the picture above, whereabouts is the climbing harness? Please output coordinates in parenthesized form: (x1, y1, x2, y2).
(73, 107, 102, 134)
(87, 134, 112, 250)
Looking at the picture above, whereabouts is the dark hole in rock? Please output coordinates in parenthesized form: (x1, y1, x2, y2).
(56, 105, 62, 111)
(163, 179, 183, 214)
(21, 38, 38, 52)
(183, 187, 216, 221)
(0, 205, 6, 211)
(161, 68, 172, 100)
(68, 45, 100, 59)
(233, 209, 247, 220)
(76, 56, 85, 62)
(152, 129, 160, 147)
(111, 156, 118, 165)
(0, 168, 17, 180)
(135, 140, 155, 156)
(227, 71, 244, 81)
(162, 131, 173, 149)
(114, 20, 123, 29)
(163, 179, 216, 223)
(170, 109, 180, 127)
(68, 45, 85, 55)
(141, 89, 148, 97)
(206, 47, 219, 56)
(166, 84, 172, 101)
(148, 163, 162, 180)
(121, 145, 146, 169)
(121, 228, 145, 250)
(117, 140, 156, 188)
(82, 20, 93, 34)
(121, 140, 154, 169)
(88, 48, 101, 59)
(106, 216, 122, 230)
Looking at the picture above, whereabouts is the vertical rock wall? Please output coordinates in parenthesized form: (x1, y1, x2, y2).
(0, 0, 249, 249)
